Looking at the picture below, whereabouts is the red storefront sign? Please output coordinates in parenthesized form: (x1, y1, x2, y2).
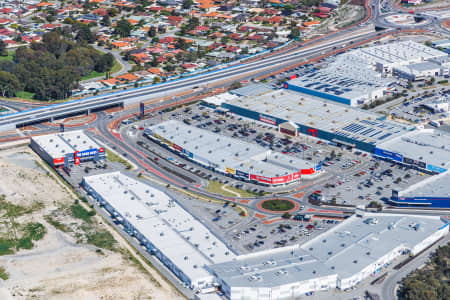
(307, 128, 318, 137)
(53, 157, 64, 165)
(301, 168, 315, 175)
(259, 114, 277, 125)
(271, 174, 293, 184)
(250, 174, 272, 184)
(292, 172, 301, 180)
(173, 143, 182, 151)
(99, 147, 105, 153)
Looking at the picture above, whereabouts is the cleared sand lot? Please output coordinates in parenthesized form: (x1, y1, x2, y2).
(0, 146, 184, 300)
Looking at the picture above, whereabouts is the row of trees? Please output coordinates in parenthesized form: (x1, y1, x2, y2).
(0, 31, 114, 100)
(398, 244, 450, 300)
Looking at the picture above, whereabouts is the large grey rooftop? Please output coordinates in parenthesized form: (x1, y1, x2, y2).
(230, 83, 274, 97)
(288, 63, 392, 101)
(301, 212, 446, 278)
(31, 130, 101, 159)
(207, 246, 336, 288)
(223, 89, 414, 145)
(146, 120, 315, 177)
(398, 170, 450, 198)
(83, 172, 235, 284)
(209, 212, 448, 288)
(376, 129, 450, 170)
(352, 40, 447, 66)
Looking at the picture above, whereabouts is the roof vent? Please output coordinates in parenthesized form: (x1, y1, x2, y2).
(353, 260, 358, 264)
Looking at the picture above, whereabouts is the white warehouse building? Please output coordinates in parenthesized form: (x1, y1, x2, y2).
(82, 172, 236, 292)
(208, 211, 449, 300)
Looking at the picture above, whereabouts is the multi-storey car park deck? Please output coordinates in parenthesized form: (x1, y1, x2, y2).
(208, 212, 449, 300)
(82, 172, 236, 293)
(144, 120, 322, 186)
(221, 89, 414, 152)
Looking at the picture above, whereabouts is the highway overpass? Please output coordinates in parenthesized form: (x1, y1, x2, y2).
(0, 27, 384, 132)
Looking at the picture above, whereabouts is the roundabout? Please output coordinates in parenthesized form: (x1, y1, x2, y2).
(384, 13, 430, 28)
(257, 199, 300, 214)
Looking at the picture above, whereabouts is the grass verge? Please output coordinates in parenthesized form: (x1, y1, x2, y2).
(106, 148, 133, 170)
(205, 180, 266, 198)
(81, 59, 122, 81)
(0, 266, 8, 280)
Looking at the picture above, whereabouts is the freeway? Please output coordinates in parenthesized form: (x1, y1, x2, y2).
(0, 25, 389, 131)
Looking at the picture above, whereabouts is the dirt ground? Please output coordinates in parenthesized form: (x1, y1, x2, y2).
(310, 4, 365, 36)
(0, 146, 185, 300)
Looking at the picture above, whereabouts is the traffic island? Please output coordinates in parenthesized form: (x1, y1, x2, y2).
(257, 199, 299, 214)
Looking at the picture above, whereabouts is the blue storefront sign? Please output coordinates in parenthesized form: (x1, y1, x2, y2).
(427, 164, 447, 174)
(75, 149, 98, 158)
(235, 170, 249, 179)
(314, 163, 322, 171)
(374, 148, 403, 162)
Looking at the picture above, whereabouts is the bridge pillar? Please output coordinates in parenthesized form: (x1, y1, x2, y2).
(87, 109, 91, 116)
(140, 102, 144, 120)
(50, 117, 54, 123)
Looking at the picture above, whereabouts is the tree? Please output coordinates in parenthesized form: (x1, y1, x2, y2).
(186, 17, 199, 31)
(101, 14, 111, 26)
(182, 0, 193, 9)
(0, 71, 19, 97)
(42, 31, 69, 58)
(0, 40, 7, 57)
(176, 38, 189, 51)
(148, 26, 157, 38)
(73, 22, 96, 44)
(330, 150, 336, 159)
(95, 53, 114, 73)
(115, 19, 132, 37)
(289, 27, 300, 39)
(230, 81, 242, 89)
(107, 8, 118, 17)
(282, 212, 291, 219)
(152, 76, 161, 84)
